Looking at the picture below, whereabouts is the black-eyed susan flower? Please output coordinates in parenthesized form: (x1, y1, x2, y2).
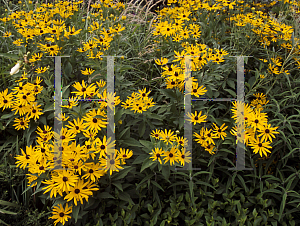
(35, 66, 48, 74)
(81, 68, 95, 75)
(155, 57, 168, 65)
(117, 148, 133, 164)
(249, 136, 272, 157)
(0, 89, 14, 110)
(15, 145, 35, 169)
(212, 123, 228, 140)
(257, 124, 279, 143)
(49, 203, 72, 226)
(186, 111, 207, 125)
(71, 80, 97, 99)
(52, 169, 79, 192)
(149, 147, 164, 164)
(191, 82, 207, 97)
(203, 128, 218, 145)
(61, 96, 79, 109)
(100, 154, 123, 175)
(151, 129, 161, 140)
(159, 129, 177, 145)
(193, 127, 206, 145)
(163, 146, 179, 165)
(13, 116, 30, 130)
(28, 103, 43, 120)
(29, 53, 43, 63)
(176, 147, 191, 166)
(64, 179, 98, 205)
(66, 117, 84, 135)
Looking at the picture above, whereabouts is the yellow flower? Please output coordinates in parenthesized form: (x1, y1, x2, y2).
(154, 57, 168, 65)
(3, 31, 12, 37)
(150, 147, 164, 164)
(186, 111, 207, 125)
(35, 67, 48, 74)
(49, 203, 72, 226)
(81, 68, 95, 75)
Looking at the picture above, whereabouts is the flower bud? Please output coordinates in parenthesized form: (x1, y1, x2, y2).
(10, 61, 21, 75)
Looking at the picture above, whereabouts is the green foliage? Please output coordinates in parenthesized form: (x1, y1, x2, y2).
(0, 0, 300, 225)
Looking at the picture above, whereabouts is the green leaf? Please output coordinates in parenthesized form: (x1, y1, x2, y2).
(139, 140, 153, 150)
(64, 61, 72, 78)
(1, 112, 14, 120)
(112, 182, 123, 192)
(0, 200, 20, 208)
(138, 121, 146, 137)
(0, 208, 17, 215)
(118, 192, 134, 204)
(151, 180, 165, 192)
(122, 137, 143, 147)
(248, 76, 256, 89)
(224, 89, 236, 98)
(73, 204, 80, 223)
(0, 53, 19, 60)
(44, 101, 54, 112)
(98, 192, 115, 199)
(141, 158, 156, 173)
(159, 89, 177, 100)
(111, 166, 132, 180)
(161, 165, 170, 181)
(132, 154, 149, 165)
(278, 192, 287, 221)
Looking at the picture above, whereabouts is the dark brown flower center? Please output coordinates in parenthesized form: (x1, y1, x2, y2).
(59, 212, 64, 217)
(62, 176, 68, 182)
(89, 169, 94, 173)
(75, 189, 80, 194)
(100, 145, 105, 150)
(258, 143, 262, 147)
(93, 118, 97, 123)
(265, 129, 270, 133)
(169, 153, 173, 157)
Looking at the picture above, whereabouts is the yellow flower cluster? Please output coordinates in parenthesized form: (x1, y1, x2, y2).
(0, 78, 44, 129)
(149, 129, 191, 166)
(230, 93, 279, 157)
(121, 88, 156, 113)
(15, 121, 133, 225)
